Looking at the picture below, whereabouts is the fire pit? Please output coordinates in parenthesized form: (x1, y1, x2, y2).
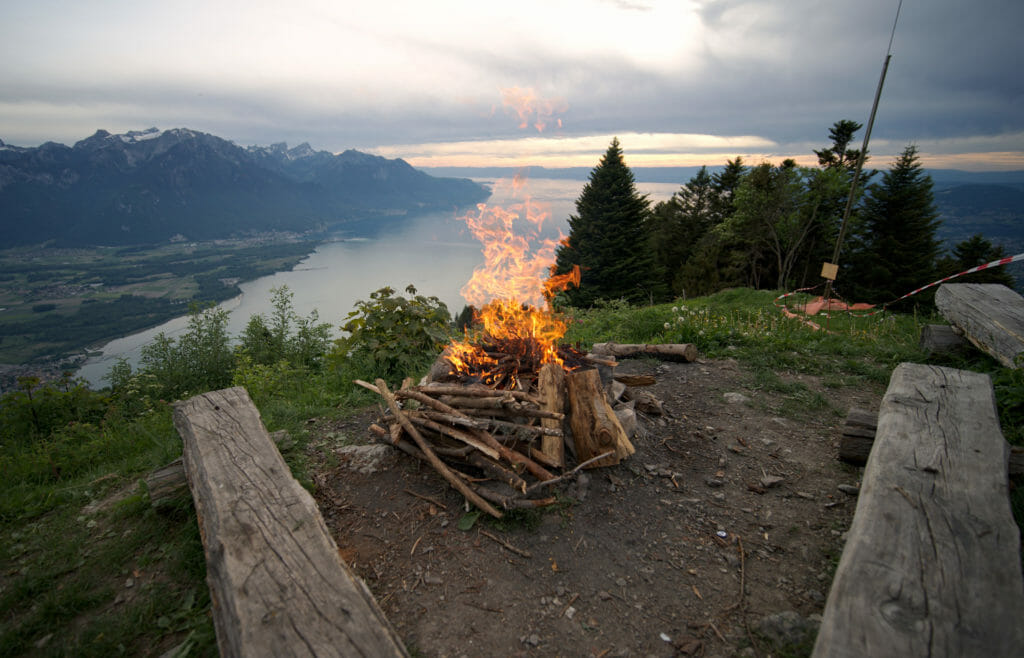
(357, 189, 646, 517)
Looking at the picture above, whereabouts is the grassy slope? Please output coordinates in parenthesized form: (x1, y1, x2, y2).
(1, 288, 1020, 656)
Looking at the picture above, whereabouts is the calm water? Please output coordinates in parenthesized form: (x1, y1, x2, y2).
(76, 178, 681, 386)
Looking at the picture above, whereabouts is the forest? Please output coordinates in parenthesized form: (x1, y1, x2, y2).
(553, 121, 1017, 311)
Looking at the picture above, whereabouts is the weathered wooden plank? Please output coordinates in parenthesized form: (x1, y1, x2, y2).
(173, 387, 408, 658)
(837, 407, 1024, 476)
(814, 364, 1024, 657)
(935, 283, 1024, 367)
(918, 323, 967, 354)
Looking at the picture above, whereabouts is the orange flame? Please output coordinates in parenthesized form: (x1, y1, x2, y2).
(449, 186, 579, 381)
(499, 86, 567, 133)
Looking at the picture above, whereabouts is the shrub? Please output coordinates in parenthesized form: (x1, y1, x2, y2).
(331, 285, 451, 384)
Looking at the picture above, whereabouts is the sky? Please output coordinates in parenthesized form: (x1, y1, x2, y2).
(1, 0, 1022, 171)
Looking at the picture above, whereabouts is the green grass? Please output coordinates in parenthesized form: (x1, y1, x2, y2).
(2, 286, 1022, 655)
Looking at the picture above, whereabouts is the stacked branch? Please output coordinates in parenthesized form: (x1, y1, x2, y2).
(357, 378, 612, 518)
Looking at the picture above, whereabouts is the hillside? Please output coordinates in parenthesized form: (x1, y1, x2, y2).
(0, 129, 489, 247)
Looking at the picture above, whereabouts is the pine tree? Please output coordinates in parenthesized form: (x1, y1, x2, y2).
(814, 120, 864, 171)
(845, 145, 941, 307)
(940, 234, 1016, 288)
(650, 166, 716, 295)
(674, 158, 746, 297)
(553, 138, 667, 306)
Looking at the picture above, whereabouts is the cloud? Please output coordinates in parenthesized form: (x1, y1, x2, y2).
(0, 0, 1021, 170)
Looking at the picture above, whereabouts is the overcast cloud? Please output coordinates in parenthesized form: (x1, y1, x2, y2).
(1, 0, 1021, 169)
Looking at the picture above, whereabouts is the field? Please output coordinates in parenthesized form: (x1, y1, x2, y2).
(0, 239, 318, 367)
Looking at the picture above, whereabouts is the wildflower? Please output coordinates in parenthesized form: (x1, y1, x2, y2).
(672, 306, 679, 313)
(664, 322, 671, 329)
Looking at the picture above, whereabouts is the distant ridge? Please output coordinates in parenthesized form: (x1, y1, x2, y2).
(0, 128, 489, 247)
(421, 164, 1024, 187)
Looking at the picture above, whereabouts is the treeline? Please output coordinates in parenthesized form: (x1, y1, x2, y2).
(552, 122, 1015, 309)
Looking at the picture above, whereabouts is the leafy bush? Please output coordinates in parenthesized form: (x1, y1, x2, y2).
(331, 285, 452, 384)
(134, 304, 234, 400)
(236, 285, 332, 370)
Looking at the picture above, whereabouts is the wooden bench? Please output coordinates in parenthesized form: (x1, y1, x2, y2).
(813, 363, 1024, 657)
(173, 387, 408, 658)
(935, 283, 1024, 367)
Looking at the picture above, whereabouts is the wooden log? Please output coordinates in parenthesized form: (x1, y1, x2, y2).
(591, 341, 698, 362)
(838, 406, 1024, 476)
(918, 323, 967, 354)
(566, 368, 634, 468)
(145, 457, 187, 508)
(813, 364, 1024, 657)
(538, 362, 567, 468)
(173, 387, 408, 658)
(935, 283, 1024, 368)
(836, 407, 878, 467)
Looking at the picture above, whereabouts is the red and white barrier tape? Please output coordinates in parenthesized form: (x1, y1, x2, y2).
(774, 252, 1024, 322)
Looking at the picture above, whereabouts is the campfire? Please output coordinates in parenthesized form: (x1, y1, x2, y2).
(360, 178, 691, 518)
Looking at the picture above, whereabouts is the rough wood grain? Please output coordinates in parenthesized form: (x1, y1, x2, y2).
(918, 323, 967, 354)
(935, 283, 1024, 367)
(814, 364, 1024, 657)
(838, 406, 1024, 476)
(537, 362, 567, 468)
(173, 387, 408, 658)
(590, 342, 698, 362)
(566, 368, 633, 468)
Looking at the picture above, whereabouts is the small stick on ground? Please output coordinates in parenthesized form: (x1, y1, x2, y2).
(479, 529, 532, 558)
(403, 488, 448, 510)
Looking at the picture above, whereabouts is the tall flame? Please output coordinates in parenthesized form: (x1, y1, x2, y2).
(452, 185, 579, 379)
(499, 86, 567, 133)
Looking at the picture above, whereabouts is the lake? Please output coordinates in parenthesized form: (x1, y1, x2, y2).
(76, 177, 682, 386)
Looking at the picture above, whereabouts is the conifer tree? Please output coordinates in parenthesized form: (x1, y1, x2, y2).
(845, 145, 941, 307)
(939, 234, 1016, 289)
(553, 138, 667, 306)
(650, 166, 716, 295)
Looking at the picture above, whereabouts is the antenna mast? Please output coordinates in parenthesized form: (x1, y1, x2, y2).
(821, 0, 903, 303)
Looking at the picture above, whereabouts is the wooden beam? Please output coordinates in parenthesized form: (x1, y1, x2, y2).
(838, 406, 1024, 476)
(918, 323, 967, 354)
(173, 387, 408, 658)
(935, 283, 1024, 368)
(814, 364, 1024, 657)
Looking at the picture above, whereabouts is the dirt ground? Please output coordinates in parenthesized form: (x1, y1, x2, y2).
(309, 358, 882, 657)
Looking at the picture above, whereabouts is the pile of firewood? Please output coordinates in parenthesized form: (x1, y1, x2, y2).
(357, 342, 694, 519)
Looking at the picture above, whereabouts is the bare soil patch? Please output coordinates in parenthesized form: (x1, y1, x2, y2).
(309, 358, 881, 657)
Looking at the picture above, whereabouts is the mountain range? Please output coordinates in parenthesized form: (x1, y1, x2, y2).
(0, 128, 489, 246)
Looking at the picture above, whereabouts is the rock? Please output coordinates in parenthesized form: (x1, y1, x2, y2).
(760, 474, 784, 489)
(704, 477, 724, 488)
(837, 484, 860, 496)
(724, 392, 750, 404)
(335, 444, 396, 474)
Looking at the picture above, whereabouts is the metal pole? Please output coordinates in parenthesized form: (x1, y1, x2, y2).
(822, 0, 902, 305)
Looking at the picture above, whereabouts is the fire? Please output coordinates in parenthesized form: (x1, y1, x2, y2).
(499, 86, 567, 133)
(448, 185, 579, 386)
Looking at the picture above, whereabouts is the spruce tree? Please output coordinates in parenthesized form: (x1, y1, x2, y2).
(650, 166, 716, 295)
(845, 145, 941, 307)
(553, 138, 667, 306)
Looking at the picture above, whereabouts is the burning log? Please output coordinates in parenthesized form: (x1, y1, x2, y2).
(356, 344, 642, 514)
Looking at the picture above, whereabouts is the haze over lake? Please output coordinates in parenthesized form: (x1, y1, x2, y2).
(76, 177, 681, 387)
